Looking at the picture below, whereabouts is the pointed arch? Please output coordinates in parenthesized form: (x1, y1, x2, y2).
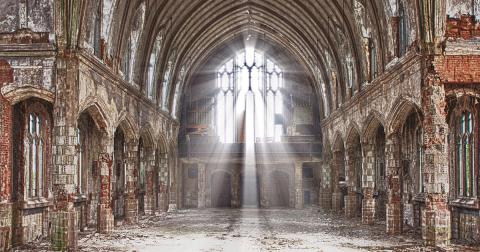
(77, 100, 111, 134)
(157, 132, 169, 154)
(139, 123, 156, 148)
(362, 110, 386, 142)
(115, 112, 139, 140)
(3, 87, 55, 106)
(387, 97, 422, 135)
(332, 132, 345, 152)
(346, 122, 362, 145)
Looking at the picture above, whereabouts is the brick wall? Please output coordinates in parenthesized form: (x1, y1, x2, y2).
(434, 55, 480, 84)
(0, 58, 13, 251)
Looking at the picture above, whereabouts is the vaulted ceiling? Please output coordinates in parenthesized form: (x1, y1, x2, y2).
(82, 0, 413, 119)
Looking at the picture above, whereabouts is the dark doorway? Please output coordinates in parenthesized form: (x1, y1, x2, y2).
(269, 171, 290, 207)
(211, 171, 232, 208)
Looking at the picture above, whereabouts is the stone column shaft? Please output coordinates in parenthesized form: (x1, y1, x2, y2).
(345, 148, 357, 218)
(362, 144, 375, 225)
(98, 151, 114, 233)
(295, 161, 303, 209)
(197, 163, 206, 208)
(421, 73, 450, 246)
(124, 140, 138, 224)
(386, 133, 402, 235)
(144, 149, 156, 215)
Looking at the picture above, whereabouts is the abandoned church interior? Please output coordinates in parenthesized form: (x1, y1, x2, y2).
(0, 0, 480, 251)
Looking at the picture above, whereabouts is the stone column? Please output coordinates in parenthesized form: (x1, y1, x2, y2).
(386, 133, 402, 234)
(345, 147, 357, 218)
(144, 148, 156, 215)
(124, 139, 138, 224)
(232, 170, 241, 208)
(0, 87, 13, 251)
(362, 143, 375, 225)
(319, 162, 332, 209)
(157, 153, 168, 212)
(197, 163, 206, 208)
(331, 150, 343, 211)
(294, 161, 303, 209)
(50, 56, 78, 251)
(421, 73, 450, 246)
(168, 155, 178, 212)
(97, 138, 114, 233)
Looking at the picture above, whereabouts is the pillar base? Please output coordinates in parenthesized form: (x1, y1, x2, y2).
(331, 192, 343, 211)
(319, 191, 332, 210)
(167, 204, 177, 212)
(97, 204, 114, 234)
(386, 202, 402, 235)
(345, 193, 357, 218)
(0, 203, 12, 251)
(422, 195, 450, 247)
(124, 194, 138, 224)
(51, 210, 78, 251)
(362, 196, 375, 225)
(145, 194, 155, 216)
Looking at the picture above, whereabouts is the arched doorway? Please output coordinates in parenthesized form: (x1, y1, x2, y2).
(211, 171, 232, 208)
(374, 126, 387, 221)
(137, 137, 146, 215)
(12, 98, 53, 245)
(400, 112, 423, 230)
(268, 170, 290, 208)
(346, 131, 363, 217)
(77, 111, 104, 229)
(156, 136, 169, 211)
(113, 128, 126, 221)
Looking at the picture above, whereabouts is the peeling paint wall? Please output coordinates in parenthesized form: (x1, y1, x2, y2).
(447, 0, 480, 19)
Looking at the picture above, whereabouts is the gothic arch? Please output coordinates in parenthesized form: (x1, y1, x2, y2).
(3, 87, 55, 106)
(346, 122, 362, 145)
(362, 111, 386, 142)
(139, 123, 156, 149)
(77, 100, 111, 134)
(387, 97, 422, 135)
(332, 131, 345, 152)
(115, 112, 139, 140)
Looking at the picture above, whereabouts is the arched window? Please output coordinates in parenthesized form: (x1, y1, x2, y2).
(416, 127, 424, 193)
(25, 112, 48, 198)
(216, 49, 283, 143)
(449, 96, 478, 198)
(172, 66, 186, 119)
(454, 110, 475, 197)
(123, 2, 145, 84)
(369, 39, 377, 81)
(162, 53, 175, 111)
(123, 38, 132, 81)
(346, 57, 354, 94)
(398, 1, 408, 57)
(93, 0, 102, 58)
(76, 129, 84, 194)
(146, 33, 163, 100)
(138, 139, 146, 191)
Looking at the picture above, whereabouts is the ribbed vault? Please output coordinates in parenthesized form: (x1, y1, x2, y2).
(97, 0, 398, 119)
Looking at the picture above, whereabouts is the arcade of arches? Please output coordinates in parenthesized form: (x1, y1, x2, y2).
(0, 0, 480, 251)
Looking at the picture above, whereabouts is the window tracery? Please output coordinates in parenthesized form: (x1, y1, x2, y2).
(216, 50, 283, 143)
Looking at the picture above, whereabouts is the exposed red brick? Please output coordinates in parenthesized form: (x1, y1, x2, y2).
(434, 55, 480, 84)
(0, 60, 13, 85)
(446, 15, 480, 40)
(0, 95, 12, 202)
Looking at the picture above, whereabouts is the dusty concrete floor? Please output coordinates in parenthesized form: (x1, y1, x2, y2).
(19, 208, 480, 252)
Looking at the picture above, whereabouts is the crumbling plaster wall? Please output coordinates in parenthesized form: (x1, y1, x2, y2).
(77, 55, 177, 145)
(0, 0, 53, 33)
(322, 54, 423, 149)
(447, 0, 480, 19)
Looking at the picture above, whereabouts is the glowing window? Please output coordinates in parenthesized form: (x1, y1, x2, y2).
(216, 49, 283, 143)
